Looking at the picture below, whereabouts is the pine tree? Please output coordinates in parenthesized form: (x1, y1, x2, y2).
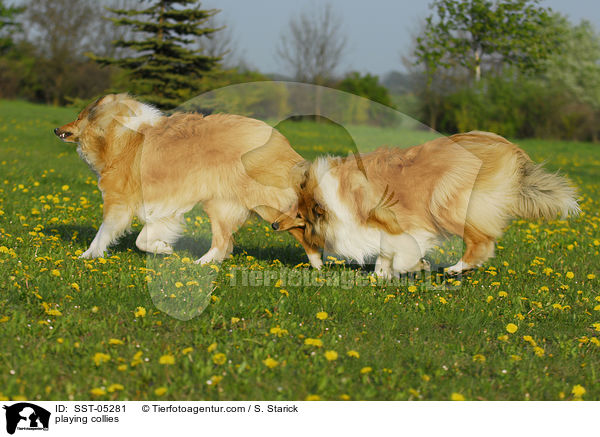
(90, 0, 221, 109)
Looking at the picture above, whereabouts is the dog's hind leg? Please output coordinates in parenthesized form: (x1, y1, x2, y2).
(136, 214, 184, 255)
(195, 199, 249, 265)
(446, 225, 495, 274)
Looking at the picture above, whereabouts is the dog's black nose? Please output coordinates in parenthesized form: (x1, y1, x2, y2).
(271, 222, 280, 231)
(54, 128, 59, 135)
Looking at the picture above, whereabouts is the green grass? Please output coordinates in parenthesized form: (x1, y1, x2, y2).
(1, 99, 599, 401)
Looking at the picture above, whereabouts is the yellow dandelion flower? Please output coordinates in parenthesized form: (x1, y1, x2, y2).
(108, 338, 124, 345)
(339, 394, 350, 400)
(472, 354, 486, 363)
(175, 282, 183, 288)
(212, 353, 226, 365)
(360, 366, 372, 374)
(134, 307, 146, 318)
(498, 291, 508, 297)
(451, 393, 465, 401)
(117, 364, 127, 371)
(408, 285, 417, 293)
(231, 317, 240, 324)
(207, 342, 217, 353)
(316, 311, 328, 320)
(510, 355, 522, 361)
(154, 387, 167, 396)
(50, 269, 60, 277)
(305, 394, 321, 401)
(263, 357, 279, 368)
(159, 354, 175, 365)
(588, 274, 596, 280)
(533, 346, 545, 357)
(61, 185, 70, 191)
(506, 323, 518, 334)
(182, 347, 194, 355)
(304, 338, 323, 347)
(347, 350, 360, 358)
(90, 388, 106, 396)
(572, 385, 586, 398)
(566, 272, 574, 279)
(324, 350, 338, 361)
(93, 352, 111, 366)
(107, 384, 124, 393)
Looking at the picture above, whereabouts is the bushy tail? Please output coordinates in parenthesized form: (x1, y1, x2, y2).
(514, 160, 580, 220)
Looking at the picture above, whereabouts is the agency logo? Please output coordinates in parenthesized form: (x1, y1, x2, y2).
(3, 403, 50, 435)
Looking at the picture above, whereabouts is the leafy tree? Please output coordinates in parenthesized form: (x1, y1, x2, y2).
(338, 72, 393, 107)
(0, 0, 24, 54)
(415, 0, 558, 83)
(90, 0, 222, 109)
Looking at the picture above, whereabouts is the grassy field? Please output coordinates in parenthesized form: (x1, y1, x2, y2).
(1, 99, 599, 401)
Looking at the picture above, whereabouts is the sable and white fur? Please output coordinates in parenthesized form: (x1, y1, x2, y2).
(54, 93, 322, 267)
(268, 131, 579, 276)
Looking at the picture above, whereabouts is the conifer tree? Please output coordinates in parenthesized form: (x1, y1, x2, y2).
(91, 0, 221, 109)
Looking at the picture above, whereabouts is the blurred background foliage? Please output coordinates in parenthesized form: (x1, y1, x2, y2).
(0, 0, 598, 140)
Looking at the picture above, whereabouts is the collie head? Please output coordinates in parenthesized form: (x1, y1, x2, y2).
(54, 94, 163, 173)
(271, 156, 391, 263)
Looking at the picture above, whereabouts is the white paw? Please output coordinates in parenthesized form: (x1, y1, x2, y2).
(446, 260, 472, 275)
(194, 249, 220, 265)
(307, 252, 323, 270)
(147, 240, 173, 255)
(79, 246, 107, 259)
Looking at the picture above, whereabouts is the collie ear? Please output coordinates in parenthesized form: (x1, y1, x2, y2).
(241, 130, 307, 189)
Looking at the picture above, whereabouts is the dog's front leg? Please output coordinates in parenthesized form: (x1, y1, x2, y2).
(80, 204, 132, 259)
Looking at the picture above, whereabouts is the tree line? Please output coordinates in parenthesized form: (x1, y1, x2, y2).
(0, 0, 598, 140)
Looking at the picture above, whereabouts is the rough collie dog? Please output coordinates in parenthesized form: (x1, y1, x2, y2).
(54, 93, 322, 267)
(267, 131, 579, 276)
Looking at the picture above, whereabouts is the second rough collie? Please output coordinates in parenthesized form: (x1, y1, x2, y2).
(266, 131, 579, 276)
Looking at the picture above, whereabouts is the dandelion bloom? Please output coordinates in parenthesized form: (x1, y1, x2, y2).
(506, 323, 518, 334)
(107, 384, 124, 393)
(182, 347, 193, 355)
(360, 367, 372, 374)
(108, 338, 124, 345)
(572, 385, 586, 398)
(304, 338, 323, 347)
(566, 272, 574, 279)
(93, 352, 111, 366)
(212, 353, 226, 365)
(207, 342, 218, 352)
(451, 393, 465, 401)
(472, 354, 486, 363)
(347, 350, 360, 358)
(154, 387, 167, 396)
(134, 307, 146, 318)
(90, 388, 106, 396)
(316, 311, 328, 320)
(305, 395, 321, 401)
(231, 317, 240, 324)
(159, 354, 175, 365)
(263, 357, 279, 368)
(324, 350, 338, 361)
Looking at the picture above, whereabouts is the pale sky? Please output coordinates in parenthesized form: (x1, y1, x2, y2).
(206, 0, 600, 77)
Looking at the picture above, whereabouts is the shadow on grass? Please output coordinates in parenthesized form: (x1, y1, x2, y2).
(51, 225, 454, 279)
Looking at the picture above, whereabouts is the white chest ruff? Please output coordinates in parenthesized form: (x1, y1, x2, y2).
(316, 162, 382, 264)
